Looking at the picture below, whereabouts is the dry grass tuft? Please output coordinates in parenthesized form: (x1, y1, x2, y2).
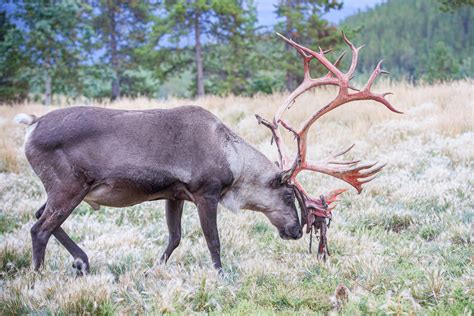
(0, 80, 473, 314)
(0, 125, 20, 174)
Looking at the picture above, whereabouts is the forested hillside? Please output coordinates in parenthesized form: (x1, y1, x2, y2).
(342, 0, 473, 81)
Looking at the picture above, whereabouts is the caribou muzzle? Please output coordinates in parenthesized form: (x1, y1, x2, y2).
(280, 224, 303, 240)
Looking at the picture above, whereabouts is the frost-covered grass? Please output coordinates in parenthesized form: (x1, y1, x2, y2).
(0, 80, 473, 314)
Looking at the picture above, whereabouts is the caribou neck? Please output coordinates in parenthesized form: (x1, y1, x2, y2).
(220, 140, 280, 213)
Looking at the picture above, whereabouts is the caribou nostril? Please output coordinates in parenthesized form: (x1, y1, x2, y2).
(286, 225, 302, 239)
(293, 227, 303, 239)
(296, 229, 303, 239)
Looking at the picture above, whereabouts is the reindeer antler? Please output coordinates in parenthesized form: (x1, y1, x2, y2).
(258, 32, 402, 216)
(257, 32, 402, 259)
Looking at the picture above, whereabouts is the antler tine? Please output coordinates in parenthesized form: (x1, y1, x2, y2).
(304, 160, 387, 194)
(333, 51, 346, 68)
(364, 163, 387, 176)
(365, 59, 385, 91)
(279, 119, 299, 137)
(322, 48, 333, 55)
(350, 161, 379, 172)
(278, 32, 346, 81)
(255, 114, 292, 169)
(276, 32, 313, 59)
(356, 60, 403, 114)
(334, 143, 355, 157)
(329, 51, 360, 92)
(342, 31, 365, 79)
(295, 44, 344, 80)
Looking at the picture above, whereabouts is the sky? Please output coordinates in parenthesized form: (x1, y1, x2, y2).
(2, 1, 386, 29)
(1, 0, 387, 49)
(255, 0, 386, 28)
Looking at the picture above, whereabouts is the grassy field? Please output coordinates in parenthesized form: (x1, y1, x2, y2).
(0, 80, 472, 314)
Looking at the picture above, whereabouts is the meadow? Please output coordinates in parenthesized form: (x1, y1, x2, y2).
(0, 80, 472, 314)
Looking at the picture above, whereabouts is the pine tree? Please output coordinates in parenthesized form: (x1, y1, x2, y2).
(204, 0, 259, 95)
(438, 0, 474, 12)
(0, 10, 29, 103)
(422, 42, 461, 83)
(162, 0, 257, 97)
(90, 0, 153, 101)
(274, 0, 343, 90)
(13, 0, 92, 105)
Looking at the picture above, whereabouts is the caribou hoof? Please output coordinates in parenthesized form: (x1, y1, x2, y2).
(217, 268, 231, 281)
(143, 268, 154, 277)
(72, 258, 89, 276)
(317, 251, 328, 262)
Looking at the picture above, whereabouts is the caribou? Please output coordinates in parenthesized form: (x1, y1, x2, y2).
(15, 32, 400, 274)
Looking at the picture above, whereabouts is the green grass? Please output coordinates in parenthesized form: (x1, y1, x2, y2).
(0, 246, 31, 279)
(0, 214, 19, 235)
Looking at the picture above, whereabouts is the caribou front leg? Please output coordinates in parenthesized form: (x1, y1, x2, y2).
(196, 188, 222, 272)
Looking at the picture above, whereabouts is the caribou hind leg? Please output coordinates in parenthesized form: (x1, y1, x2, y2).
(146, 199, 184, 275)
(159, 199, 184, 264)
(34, 203, 90, 275)
(30, 186, 88, 272)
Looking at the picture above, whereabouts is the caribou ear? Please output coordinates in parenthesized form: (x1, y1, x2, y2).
(269, 176, 281, 188)
(279, 169, 293, 183)
(269, 169, 293, 188)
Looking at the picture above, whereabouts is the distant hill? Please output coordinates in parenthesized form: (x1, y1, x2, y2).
(342, 0, 473, 81)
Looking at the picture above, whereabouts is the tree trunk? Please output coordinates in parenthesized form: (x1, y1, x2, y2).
(194, 10, 205, 97)
(44, 60, 52, 106)
(461, 10, 470, 50)
(111, 74, 120, 101)
(44, 73, 52, 106)
(109, 6, 120, 101)
(285, 0, 296, 91)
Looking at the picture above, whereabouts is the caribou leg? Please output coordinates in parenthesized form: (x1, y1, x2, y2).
(159, 199, 184, 264)
(30, 187, 88, 272)
(34, 203, 90, 275)
(196, 189, 222, 272)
